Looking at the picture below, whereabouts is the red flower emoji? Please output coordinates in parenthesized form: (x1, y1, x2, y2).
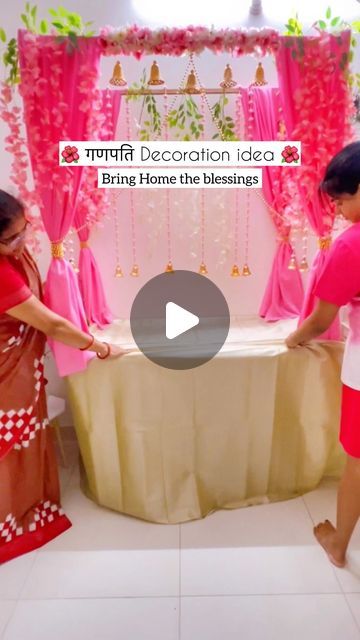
(281, 145, 299, 164)
(61, 145, 80, 164)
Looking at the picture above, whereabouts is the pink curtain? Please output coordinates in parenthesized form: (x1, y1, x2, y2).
(240, 87, 303, 320)
(275, 31, 354, 339)
(75, 90, 121, 328)
(18, 31, 102, 375)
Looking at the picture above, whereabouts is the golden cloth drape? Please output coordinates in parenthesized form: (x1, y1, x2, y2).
(67, 319, 345, 523)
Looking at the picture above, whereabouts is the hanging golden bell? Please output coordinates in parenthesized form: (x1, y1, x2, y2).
(242, 264, 251, 276)
(109, 61, 127, 87)
(148, 60, 164, 85)
(165, 261, 174, 273)
(130, 264, 140, 277)
(252, 62, 267, 87)
(185, 69, 199, 93)
(288, 255, 297, 270)
(231, 264, 241, 277)
(115, 265, 124, 278)
(199, 261, 208, 275)
(299, 257, 309, 272)
(220, 64, 237, 88)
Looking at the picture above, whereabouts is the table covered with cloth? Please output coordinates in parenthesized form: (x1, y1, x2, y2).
(67, 317, 345, 524)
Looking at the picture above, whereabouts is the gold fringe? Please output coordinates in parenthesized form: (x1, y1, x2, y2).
(318, 237, 331, 251)
(51, 242, 64, 259)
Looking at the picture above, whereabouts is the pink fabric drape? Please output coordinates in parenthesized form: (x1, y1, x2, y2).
(76, 91, 121, 328)
(240, 87, 303, 320)
(18, 31, 102, 375)
(275, 32, 353, 340)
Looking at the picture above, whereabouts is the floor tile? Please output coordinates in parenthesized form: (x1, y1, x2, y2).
(21, 549, 179, 599)
(180, 496, 314, 548)
(3, 598, 179, 640)
(44, 466, 179, 552)
(180, 594, 360, 640)
(344, 594, 360, 630)
(331, 552, 360, 592)
(0, 601, 16, 639)
(302, 477, 360, 549)
(181, 546, 340, 595)
(0, 552, 37, 599)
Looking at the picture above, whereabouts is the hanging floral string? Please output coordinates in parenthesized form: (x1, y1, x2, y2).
(125, 99, 139, 276)
(163, 88, 175, 273)
(0, 82, 43, 253)
(230, 188, 241, 277)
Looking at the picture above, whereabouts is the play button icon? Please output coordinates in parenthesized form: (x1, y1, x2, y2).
(130, 270, 230, 370)
(166, 302, 199, 340)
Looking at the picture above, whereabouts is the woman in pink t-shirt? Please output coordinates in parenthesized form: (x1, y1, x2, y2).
(286, 141, 360, 568)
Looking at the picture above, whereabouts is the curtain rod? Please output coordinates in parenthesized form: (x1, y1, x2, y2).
(109, 87, 268, 96)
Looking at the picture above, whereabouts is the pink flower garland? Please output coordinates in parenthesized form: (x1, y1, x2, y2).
(18, 32, 108, 235)
(291, 32, 355, 232)
(76, 64, 111, 230)
(19, 32, 71, 197)
(99, 25, 280, 59)
(0, 81, 43, 253)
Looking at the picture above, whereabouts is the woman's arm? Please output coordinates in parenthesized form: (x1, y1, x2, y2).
(285, 299, 340, 348)
(6, 294, 120, 357)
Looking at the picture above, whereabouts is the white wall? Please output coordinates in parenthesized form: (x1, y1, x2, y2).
(0, 0, 358, 422)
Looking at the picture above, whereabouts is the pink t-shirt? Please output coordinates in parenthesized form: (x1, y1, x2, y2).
(315, 222, 360, 390)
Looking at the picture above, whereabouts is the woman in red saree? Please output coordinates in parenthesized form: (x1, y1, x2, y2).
(0, 190, 128, 564)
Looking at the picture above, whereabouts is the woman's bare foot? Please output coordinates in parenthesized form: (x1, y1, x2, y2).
(313, 520, 347, 568)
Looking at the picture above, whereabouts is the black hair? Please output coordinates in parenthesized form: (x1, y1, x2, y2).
(320, 141, 360, 198)
(0, 190, 24, 237)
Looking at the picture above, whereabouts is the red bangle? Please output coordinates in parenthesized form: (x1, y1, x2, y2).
(96, 342, 111, 359)
(79, 334, 94, 351)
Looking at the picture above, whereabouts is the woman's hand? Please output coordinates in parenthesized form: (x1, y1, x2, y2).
(107, 344, 137, 359)
(285, 332, 303, 349)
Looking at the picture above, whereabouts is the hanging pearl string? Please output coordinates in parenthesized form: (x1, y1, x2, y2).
(62, 235, 68, 258)
(231, 188, 241, 277)
(242, 189, 251, 276)
(105, 88, 113, 140)
(164, 58, 193, 122)
(112, 189, 124, 278)
(235, 88, 243, 141)
(275, 89, 286, 140)
(299, 222, 309, 272)
(189, 54, 226, 141)
(66, 231, 79, 273)
(247, 87, 254, 141)
(198, 91, 208, 275)
(255, 189, 291, 230)
(125, 99, 139, 276)
(163, 88, 174, 273)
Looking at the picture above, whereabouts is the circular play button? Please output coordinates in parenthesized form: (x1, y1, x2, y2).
(130, 270, 230, 370)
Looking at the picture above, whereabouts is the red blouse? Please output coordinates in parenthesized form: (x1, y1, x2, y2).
(0, 257, 32, 314)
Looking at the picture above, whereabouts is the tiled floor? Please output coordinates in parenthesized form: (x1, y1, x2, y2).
(2, 438, 360, 639)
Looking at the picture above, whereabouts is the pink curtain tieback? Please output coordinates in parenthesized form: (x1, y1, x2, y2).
(318, 237, 332, 251)
(51, 242, 64, 259)
(80, 241, 89, 249)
